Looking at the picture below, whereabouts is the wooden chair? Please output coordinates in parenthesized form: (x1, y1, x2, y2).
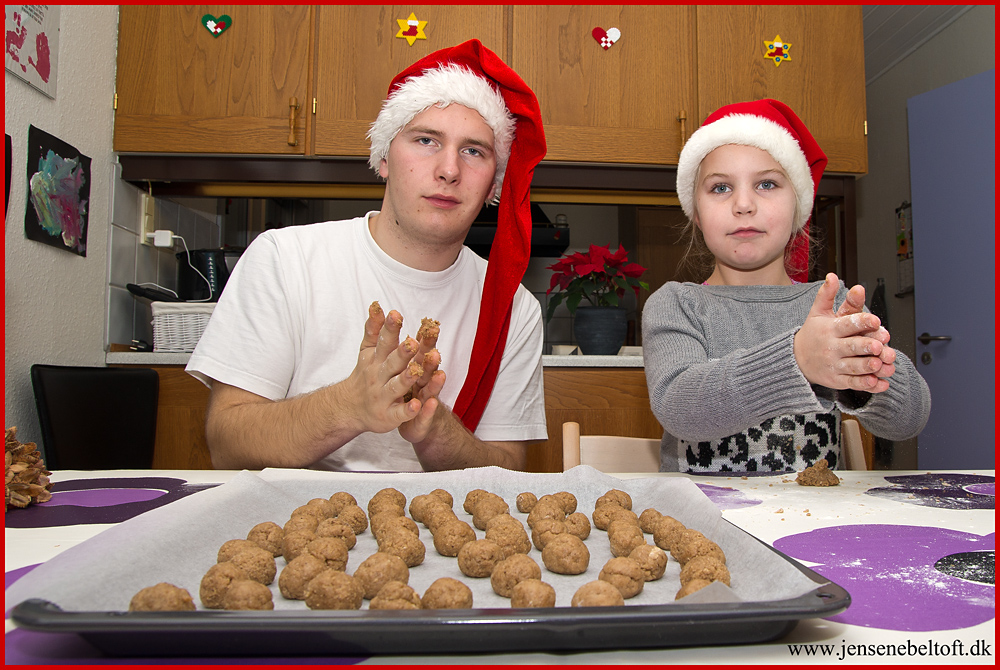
(561, 421, 661, 473)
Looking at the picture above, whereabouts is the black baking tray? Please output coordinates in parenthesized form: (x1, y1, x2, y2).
(10, 528, 849, 658)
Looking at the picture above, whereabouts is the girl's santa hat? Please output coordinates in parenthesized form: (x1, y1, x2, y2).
(368, 40, 546, 432)
(676, 99, 827, 281)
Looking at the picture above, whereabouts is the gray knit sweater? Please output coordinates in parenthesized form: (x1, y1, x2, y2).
(641, 281, 931, 473)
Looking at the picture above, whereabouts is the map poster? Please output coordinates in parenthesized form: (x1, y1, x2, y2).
(24, 125, 90, 256)
(5, 5, 59, 98)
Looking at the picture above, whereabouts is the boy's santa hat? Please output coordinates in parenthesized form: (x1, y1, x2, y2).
(676, 99, 827, 281)
(368, 40, 546, 432)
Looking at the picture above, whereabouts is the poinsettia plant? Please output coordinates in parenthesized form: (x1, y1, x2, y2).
(545, 244, 649, 322)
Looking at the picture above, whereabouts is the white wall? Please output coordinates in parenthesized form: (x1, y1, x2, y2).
(4, 6, 119, 447)
(856, 5, 995, 467)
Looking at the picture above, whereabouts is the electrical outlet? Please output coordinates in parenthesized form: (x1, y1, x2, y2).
(139, 193, 156, 246)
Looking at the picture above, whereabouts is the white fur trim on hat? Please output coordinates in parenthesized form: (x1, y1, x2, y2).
(367, 63, 515, 205)
(676, 113, 814, 232)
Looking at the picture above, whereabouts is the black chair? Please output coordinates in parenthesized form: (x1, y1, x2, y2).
(30, 365, 159, 470)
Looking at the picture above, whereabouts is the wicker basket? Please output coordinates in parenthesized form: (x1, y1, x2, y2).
(151, 301, 216, 353)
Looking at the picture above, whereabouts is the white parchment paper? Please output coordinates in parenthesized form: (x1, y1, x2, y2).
(6, 466, 822, 613)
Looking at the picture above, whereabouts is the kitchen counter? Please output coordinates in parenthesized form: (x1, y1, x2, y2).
(107, 351, 645, 368)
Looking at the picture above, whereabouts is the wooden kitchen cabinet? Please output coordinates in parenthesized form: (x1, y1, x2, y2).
(311, 6, 507, 157)
(510, 6, 697, 165)
(695, 5, 868, 174)
(114, 5, 315, 154)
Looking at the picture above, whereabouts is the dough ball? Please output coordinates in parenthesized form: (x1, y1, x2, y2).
(370, 581, 422, 610)
(423, 506, 459, 534)
(485, 521, 531, 558)
(526, 498, 565, 527)
(427, 488, 453, 508)
(596, 489, 632, 510)
(246, 521, 284, 557)
(680, 555, 731, 586)
(675, 578, 713, 600)
(327, 491, 358, 516)
(283, 513, 319, 534)
(281, 529, 318, 563)
(353, 551, 409, 600)
(553, 491, 578, 515)
(222, 579, 274, 610)
(607, 507, 641, 529)
(638, 508, 663, 534)
(796, 458, 841, 486)
(409, 494, 450, 524)
(510, 578, 556, 608)
(652, 515, 686, 552)
(463, 489, 490, 514)
(484, 512, 522, 533)
(591, 503, 623, 531)
(571, 580, 624, 607)
(670, 530, 726, 566)
(431, 518, 476, 557)
(315, 518, 357, 550)
(336, 505, 369, 535)
(598, 557, 645, 599)
(371, 512, 419, 541)
(367, 487, 407, 517)
(564, 512, 592, 540)
(541, 534, 590, 575)
(422, 577, 473, 609)
(367, 498, 405, 521)
(608, 523, 646, 558)
(472, 494, 509, 531)
(306, 536, 350, 571)
(457, 538, 504, 578)
(200, 561, 249, 609)
(278, 554, 328, 600)
(229, 545, 277, 585)
(515, 491, 538, 513)
(490, 553, 542, 597)
(629, 543, 668, 581)
(305, 497, 339, 519)
(377, 528, 426, 567)
(304, 570, 363, 610)
(217, 538, 258, 563)
(530, 518, 566, 550)
(130, 582, 196, 611)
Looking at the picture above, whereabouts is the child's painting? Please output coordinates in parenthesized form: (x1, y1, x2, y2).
(5, 5, 60, 98)
(24, 125, 90, 256)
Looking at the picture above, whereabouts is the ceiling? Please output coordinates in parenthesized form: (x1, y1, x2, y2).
(862, 5, 976, 85)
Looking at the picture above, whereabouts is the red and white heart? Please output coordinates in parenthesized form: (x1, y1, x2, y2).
(592, 27, 621, 50)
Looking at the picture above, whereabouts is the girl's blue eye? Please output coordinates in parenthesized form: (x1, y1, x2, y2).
(710, 183, 731, 194)
(758, 180, 778, 190)
(417, 137, 433, 145)
(465, 147, 483, 157)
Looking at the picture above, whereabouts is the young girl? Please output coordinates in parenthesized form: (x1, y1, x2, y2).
(642, 99, 931, 473)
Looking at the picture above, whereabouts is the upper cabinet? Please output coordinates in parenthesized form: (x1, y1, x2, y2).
(114, 5, 314, 154)
(114, 5, 867, 173)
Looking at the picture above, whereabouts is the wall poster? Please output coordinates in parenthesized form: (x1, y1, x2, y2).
(24, 125, 90, 256)
(5, 5, 59, 98)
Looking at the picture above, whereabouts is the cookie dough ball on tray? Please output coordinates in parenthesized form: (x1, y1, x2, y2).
(305, 536, 350, 571)
(246, 521, 284, 557)
(428, 488, 454, 508)
(353, 551, 410, 600)
(553, 491, 578, 515)
(223, 579, 274, 610)
(370, 581, 423, 610)
(294, 501, 332, 521)
(541, 534, 590, 575)
(564, 512, 591, 540)
(571, 580, 624, 607)
(201, 562, 249, 609)
(130, 583, 196, 612)
(515, 491, 538, 513)
(304, 570, 363, 610)
(530, 518, 566, 550)
(458, 538, 504, 578)
(680, 555, 731, 586)
(676, 578, 713, 600)
(608, 522, 645, 558)
(283, 513, 320, 534)
(367, 487, 407, 517)
(410, 493, 451, 524)
(463, 489, 490, 514)
(527, 497, 565, 527)
(305, 497, 339, 519)
(279, 554, 329, 600)
(486, 520, 531, 558)
(422, 577, 473, 609)
(490, 553, 542, 597)
(670, 529, 726, 566)
(229, 545, 277, 585)
(432, 518, 477, 557)
(629, 543, 668, 581)
(510, 578, 556, 608)
(638, 508, 663, 534)
(652, 515, 686, 552)
(472, 494, 509, 531)
(316, 518, 357, 550)
(282, 529, 318, 563)
(371, 512, 419, 541)
(378, 528, 426, 567)
(424, 505, 460, 534)
(327, 491, 358, 516)
(599, 557, 645, 599)
(336, 504, 369, 535)
(217, 538, 258, 563)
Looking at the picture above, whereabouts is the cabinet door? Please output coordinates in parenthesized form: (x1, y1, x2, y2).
(312, 6, 507, 157)
(114, 6, 314, 154)
(511, 6, 697, 165)
(696, 6, 868, 174)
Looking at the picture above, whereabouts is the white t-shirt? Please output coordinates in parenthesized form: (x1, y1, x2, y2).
(186, 213, 547, 472)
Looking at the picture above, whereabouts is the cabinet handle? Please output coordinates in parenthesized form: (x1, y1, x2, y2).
(288, 97, 300, 146)
(677, 110, 688, 153)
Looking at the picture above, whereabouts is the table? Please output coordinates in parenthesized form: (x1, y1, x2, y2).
(5, 468, 994, 665)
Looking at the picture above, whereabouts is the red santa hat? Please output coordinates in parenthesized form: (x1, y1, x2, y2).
(676, 99, 827, 282)
(368, 39, 546, 431)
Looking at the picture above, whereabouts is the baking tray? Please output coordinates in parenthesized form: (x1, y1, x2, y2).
(10, 521, 849, 658)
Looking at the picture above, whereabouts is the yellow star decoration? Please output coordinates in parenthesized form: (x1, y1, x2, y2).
(764, 34, 792, 67)
(396, 13, 428, 46)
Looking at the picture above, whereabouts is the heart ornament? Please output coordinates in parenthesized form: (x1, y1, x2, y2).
(592, 27, 621, 50)
(202, 14, 232, 37)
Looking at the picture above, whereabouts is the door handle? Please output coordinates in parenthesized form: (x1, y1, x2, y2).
(918, 332, 952, 345)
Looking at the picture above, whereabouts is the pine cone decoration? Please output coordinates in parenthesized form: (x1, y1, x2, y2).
(5, 426, 53, 510)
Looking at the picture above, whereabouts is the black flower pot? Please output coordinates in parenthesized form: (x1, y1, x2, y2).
(573, 306, 627, 355)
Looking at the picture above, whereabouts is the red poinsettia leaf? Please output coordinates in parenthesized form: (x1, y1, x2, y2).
(622, 262, 646, 278)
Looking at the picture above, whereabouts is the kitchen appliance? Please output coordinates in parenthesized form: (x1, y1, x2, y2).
(176, 249, 230, 301)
